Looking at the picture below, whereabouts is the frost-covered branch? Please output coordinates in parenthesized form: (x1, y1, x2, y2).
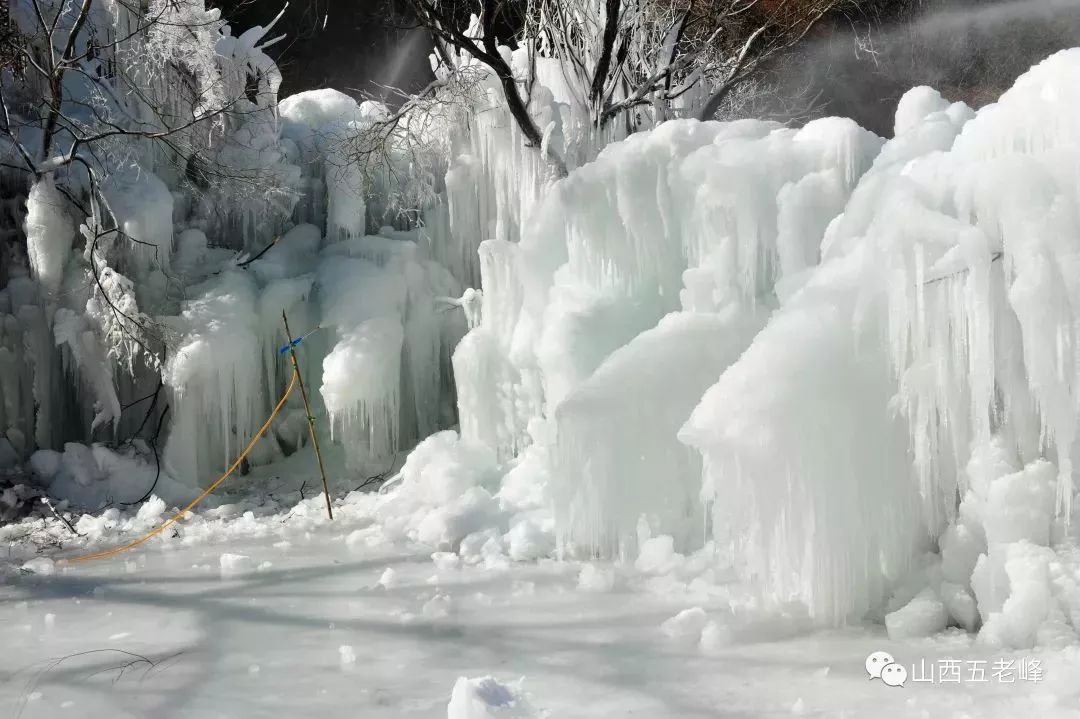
(398, 0, 569, 176)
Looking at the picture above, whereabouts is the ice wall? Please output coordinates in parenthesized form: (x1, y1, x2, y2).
(159, 224, 464, 484)
(440, 41, 1080, 631)
(453, 117, 883, 557)
(682, 50, 1080, 629)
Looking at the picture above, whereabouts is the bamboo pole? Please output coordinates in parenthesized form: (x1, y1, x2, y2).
(282, 311, 334, 520)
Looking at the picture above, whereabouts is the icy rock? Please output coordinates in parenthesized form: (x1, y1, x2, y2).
(661, 607, 709, 644)
(635, 535, 685, 575)
(432, 552, 461, 571)
(885, 588, 948, 640)
(983, 460, 1055, 547)
(940, 522, 985, 587)
(504, 518, 554, 561)
(978, 541, 1066, 649)
(939, 581, 980, 632)
(577, 563, 616, 593)
(422, 593, 453, 620)
(397, 431, 500, 505)
(699, 620, 735, 652)
(135, 496, 167, 524)
(416, 487, 502, 550)
(219, 553, 253, 576)
(446, 676, 537, 719)
(21, 557, 55, 575)
(885, 553, 944, 615)
(459, 529, 501, 564)
(377, 568, 398, 589)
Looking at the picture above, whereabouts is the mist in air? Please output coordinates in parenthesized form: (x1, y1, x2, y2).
(781, 0, 1080, 135)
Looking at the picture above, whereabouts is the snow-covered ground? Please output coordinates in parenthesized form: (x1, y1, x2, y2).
(4, 481, 1080, 719)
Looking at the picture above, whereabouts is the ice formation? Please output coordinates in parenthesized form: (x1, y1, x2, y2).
(678, 52, 1080, 629)
(8, 0, 1080, 651)
(441, 47, 1080, 636)
(453, 117, 882, 558)
(0, 0, 469, 502)
(24, 179, 74, 295)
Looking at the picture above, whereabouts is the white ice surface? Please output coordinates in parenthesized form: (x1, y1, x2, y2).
(3, 493, 1080, 719)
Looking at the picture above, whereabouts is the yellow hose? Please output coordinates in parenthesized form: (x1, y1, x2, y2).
(61, 369, 300, 564)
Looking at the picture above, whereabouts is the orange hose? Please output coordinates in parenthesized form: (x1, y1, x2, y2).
(61, 369, 300, 564)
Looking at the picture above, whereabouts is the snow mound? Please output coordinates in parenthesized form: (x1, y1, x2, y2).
(32, 443, 196, 509)
(369, 431, 508, 551)
(885, 588, 949, 640)
(21, 557, 56, 575)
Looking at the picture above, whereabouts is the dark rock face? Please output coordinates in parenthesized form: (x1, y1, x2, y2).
(209, 0, 434, 103)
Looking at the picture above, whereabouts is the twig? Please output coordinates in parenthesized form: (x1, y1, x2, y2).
(355, 453, 401, 492)
(236, 235, 281, 268)
(126, 404, 170, 506)
(40, 498, 80, 537)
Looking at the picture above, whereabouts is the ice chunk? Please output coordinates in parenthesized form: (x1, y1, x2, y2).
(979, 541, 1070, 649)
(894, 86, 951, 136)
(422, 593, 453, 619)
(660, 607, 709, 644)
(940, 522, 985, 587)
(885, 588, 949, 640)
(21, 557, 55, 575)
(577, 563, 616, 593)
(24, 178, 74, 293)
(416, 487, 502, 550)
(634, 535, 685, 575)
(939, 581, 979, 632)
(984, 460, 1055, 547)
(219, 553, 253, 576)
(377, 568, 398, 589)
(446, 676, 538, 719)
(504, 518, 553, 561)
(699, 620, 735, 652)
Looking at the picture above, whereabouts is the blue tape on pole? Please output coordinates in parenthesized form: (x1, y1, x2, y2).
(278, 337, 303, 354)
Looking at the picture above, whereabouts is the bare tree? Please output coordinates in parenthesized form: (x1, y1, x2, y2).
(389, 0, 855, 173)
(343, 65, 488, 227)
(394, 0, 570, 175)
(1, 0, 293, 443)
(685, 0, 853, 121)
